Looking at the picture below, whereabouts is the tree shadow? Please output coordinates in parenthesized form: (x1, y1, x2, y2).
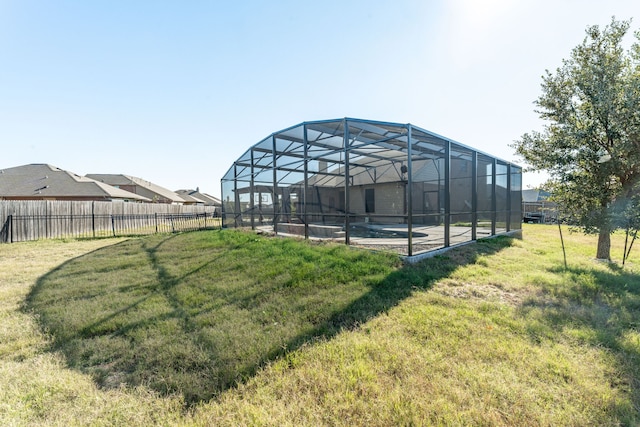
(25, 232, 514, 406)
(517, 263, 640, 413)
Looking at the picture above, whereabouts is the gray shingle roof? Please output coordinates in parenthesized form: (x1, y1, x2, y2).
(175, 190, 205, 204)
(196, 192, 221, 206)
(176, 189, 221, 206)
(0, 164, 150, 201)
(87, 174, 186, 203)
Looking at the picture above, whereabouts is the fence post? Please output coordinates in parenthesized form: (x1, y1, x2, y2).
(9, 215, 13, 243)
(155, 212, 158, 234)
(92, 201, 96, 238)
(170, 214, 175, 233)
(111, 215, 116, 237)
(45, 202, 49, 239)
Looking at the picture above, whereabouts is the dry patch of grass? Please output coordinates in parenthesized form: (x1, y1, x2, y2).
(434, 282, 525, 305)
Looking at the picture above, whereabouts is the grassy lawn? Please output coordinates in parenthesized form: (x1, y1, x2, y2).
(1, 225, 640, 425)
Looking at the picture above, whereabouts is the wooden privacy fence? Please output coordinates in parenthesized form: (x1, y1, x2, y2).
(0, 200, 220, 243)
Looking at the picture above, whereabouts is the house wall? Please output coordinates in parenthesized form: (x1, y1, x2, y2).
(293, 182, 406, 224)
(250, 177, 511, 228)
(351, 182, 405, 217)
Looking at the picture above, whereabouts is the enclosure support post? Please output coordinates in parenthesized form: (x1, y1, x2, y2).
(111, 215, 116, 237)
(406, 125, 413, 257)
(444, 140, 451, 248)
(9, 215, 13, 243)
(343, 119, 351, 245)
(250, 150, 255, 230)
(272, 134, 279, 235)
(491, 158, 497, 236)
(506, 163, 512, 232)
(303, 124, 309, 240)
(234, 163, 241, 228)
(472, 151, 478, 241)
(92, 201, 96, 238)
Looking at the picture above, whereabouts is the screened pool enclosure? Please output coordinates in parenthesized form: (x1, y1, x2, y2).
(221, 118, 522, 258)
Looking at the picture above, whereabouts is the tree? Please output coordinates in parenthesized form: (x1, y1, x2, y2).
(513, 18, 640, 260)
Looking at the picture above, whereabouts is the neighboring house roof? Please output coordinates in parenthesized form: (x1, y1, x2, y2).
(175, 190, 205, 205)
(87, 174, 186, 204)
(0, 164, 150, 201)
(522, 189, 539, 203)
(176, 189, 221, 206)
(522, 189, 552, 203)
(199, 192, 221, 206)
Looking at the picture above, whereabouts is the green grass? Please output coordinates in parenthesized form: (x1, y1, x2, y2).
(1, 225, 640, 425)
(25, 230, 408, 404)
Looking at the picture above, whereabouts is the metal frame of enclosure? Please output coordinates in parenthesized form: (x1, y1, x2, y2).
(221, 118, 522, 257)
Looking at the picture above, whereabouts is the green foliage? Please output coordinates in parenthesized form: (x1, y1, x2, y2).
(513, 18, 640, 258)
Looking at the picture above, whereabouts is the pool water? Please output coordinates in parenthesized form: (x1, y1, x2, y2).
(347, 224, 428, 239)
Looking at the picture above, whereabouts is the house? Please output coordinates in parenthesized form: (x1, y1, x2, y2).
(176, 188, 221, 206)
(176, 188, 222, 215)
(522, 189, 557, 223)
(0, 164, 150, 202)
(86, 174, 186, 204)
(175, 190, 205, 205)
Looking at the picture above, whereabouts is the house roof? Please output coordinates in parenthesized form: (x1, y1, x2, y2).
(522, 189, 539, 203)
(197, 192, 221, 206)
(522, 189, 552, 202)
(175, 190, 205, 204)
(0, 164, 151, 201)
(86, 174, 186, 203)
(176, 189, 221, 206)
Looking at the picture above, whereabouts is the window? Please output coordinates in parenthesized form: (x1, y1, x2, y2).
(365, 188, 375, 213)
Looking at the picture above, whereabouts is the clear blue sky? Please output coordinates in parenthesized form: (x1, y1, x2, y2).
(1, 0, 637, 197)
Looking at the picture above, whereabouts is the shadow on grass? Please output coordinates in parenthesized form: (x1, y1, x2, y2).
(25, 231, 514, 406)
(518, 263, 640, 414)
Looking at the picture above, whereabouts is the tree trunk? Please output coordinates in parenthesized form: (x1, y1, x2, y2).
(596, 230, 611, 260)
